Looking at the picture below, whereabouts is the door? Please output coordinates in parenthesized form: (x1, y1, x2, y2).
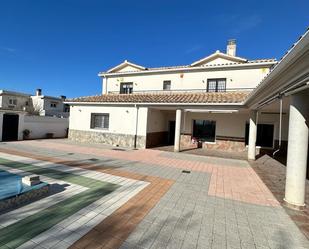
(168, 121, 175, 145)
(2, 114, 19, 141)
(245, 123, 274, 148)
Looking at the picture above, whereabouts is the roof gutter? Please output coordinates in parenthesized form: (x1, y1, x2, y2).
(65, 101, 245, 107)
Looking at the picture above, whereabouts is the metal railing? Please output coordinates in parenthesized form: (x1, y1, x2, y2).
(107, 87, 254, 94)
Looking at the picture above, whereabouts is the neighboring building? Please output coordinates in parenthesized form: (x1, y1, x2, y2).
(0, 90, 31, 112)
(31, 89, 70, 118)
(67, 40, 278, 151)
(0, 88, 70, 142)
(0, 88, 69, 118)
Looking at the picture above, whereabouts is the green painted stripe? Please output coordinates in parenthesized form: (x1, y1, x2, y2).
(0, 157, 119, 248)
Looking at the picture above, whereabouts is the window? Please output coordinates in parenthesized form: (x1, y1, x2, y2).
(120, 82, 133, 94)
(193, 120, 216, 142)
(207, 78, 226, 92)
(50, 102, 58, 108)
(91, 113, 109, 129)
(9, 99, 17, 106)
(163, 80, 171, 90)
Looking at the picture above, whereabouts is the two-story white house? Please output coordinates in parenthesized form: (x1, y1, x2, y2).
(67, 40, 285, 152)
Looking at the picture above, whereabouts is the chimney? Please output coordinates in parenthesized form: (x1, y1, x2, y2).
(36, 88, 42, 96)
(226, 39, 236, 56)
(60, 95, 66, 100)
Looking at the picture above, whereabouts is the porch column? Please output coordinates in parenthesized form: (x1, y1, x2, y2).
(248, 110, 257, 160)
(174, 109, 182, 152)
(284, 91, 309, 208)
(17, 113, 25, 141)
(0, 112, 3, 141)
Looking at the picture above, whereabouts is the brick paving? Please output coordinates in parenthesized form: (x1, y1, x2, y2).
(0, 139, 309, 249)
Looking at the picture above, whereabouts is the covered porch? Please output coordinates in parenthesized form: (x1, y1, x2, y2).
(145, 104, 289, 158)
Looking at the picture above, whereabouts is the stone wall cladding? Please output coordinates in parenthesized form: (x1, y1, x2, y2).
(202, 139, 246, 152)
(180, 134, 247, 152)
(68, 129, 146, 149)
(180, 134, 198, 150)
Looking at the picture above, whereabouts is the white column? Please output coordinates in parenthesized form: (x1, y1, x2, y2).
(248, 110, 257, 160)
(0, 112, 3, 141)
(284, 92, 309, 208)
(102, 77, 108, 94)
(174, 109, 182, 152)
(17, 113, 25, 141)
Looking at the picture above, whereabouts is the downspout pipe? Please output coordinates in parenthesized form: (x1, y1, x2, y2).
(134, 104, 139, 149)
(273, 97, 283, 158)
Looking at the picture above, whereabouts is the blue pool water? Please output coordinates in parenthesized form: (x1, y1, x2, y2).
(0, 170, 46, 200)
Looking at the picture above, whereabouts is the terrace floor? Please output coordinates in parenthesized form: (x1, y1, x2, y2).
(0, 139, 308, 249)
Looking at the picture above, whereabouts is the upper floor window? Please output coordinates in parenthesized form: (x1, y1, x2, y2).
(163, 80, 171, 91)
(120, 82, 133, 94)
(91, 113, 109, 129)
(9, 99, 17, 106)
(207, 78, 226, 92)
(50, 102, 58, 108)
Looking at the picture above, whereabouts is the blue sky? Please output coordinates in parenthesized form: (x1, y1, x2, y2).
(0, 0, 308, 98)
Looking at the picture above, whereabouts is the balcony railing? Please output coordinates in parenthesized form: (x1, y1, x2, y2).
(107, 87, 254, 94)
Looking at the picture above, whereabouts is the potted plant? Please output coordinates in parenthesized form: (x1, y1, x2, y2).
(23, 129, 31, 140)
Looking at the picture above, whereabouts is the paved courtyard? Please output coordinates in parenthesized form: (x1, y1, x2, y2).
(0, 139, 308, 249)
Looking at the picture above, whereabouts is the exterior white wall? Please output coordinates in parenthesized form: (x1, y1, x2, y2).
(117, 65, 143, 72)
(146, 109, 168, 133)
(103, 67, 271, 94)
(69, 105, 148, 136)
(180, 111, 289, 142)
(183, 112, 249, 138)
(200, 57, 239, 65)
(24, 116, 69, 139)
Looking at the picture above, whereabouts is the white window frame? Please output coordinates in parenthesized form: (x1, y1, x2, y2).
(90, 113, 110, 130)
(163, 80, 171, 91)
(120, 82, 133, 94)
(207, 78, 226, 92)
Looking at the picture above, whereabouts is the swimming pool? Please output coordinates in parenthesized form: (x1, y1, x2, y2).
(0, 169, 47, 200)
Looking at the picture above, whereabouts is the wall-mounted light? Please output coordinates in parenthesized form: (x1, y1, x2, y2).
(135, 82, 138, 86)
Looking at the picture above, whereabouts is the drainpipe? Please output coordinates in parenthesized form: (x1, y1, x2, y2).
(134, 104, 139, 149)
(273, 97, 283, 158)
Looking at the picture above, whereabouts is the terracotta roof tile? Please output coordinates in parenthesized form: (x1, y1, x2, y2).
(68, 91, 250, 104)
